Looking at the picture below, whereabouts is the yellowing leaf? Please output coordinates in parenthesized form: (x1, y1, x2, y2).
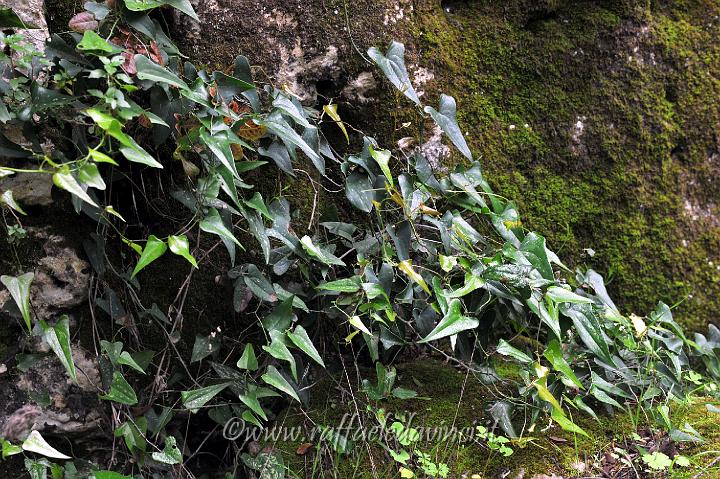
(323, 103, 349, 143)
(630, 314, 647, 338)
(397, 259, 430, 294)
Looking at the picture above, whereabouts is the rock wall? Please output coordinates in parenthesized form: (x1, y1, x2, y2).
(37, 0, 720, 332)
(166, 0, 720, 329)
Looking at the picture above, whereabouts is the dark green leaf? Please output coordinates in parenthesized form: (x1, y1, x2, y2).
(367, 41, 420, 105)
(101, 371, 138, 405)
(419, 299, 478, 343)
(181, 383, 231, 411)
(287, 325, 324, 367)
(424, 94, 472, 161)
(261, 365, 299, 402)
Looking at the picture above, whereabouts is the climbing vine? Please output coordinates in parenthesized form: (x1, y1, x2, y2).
(1, 1, 720, 478)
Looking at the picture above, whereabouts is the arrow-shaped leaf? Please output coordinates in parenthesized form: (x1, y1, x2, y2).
(1, 272, 33, 332)
(131, 235, 167, 279)
(420, 299, 478, 343)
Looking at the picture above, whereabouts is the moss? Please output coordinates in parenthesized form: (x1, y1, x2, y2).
(414, 0, 720, 330)
(270, 360, 720, 478)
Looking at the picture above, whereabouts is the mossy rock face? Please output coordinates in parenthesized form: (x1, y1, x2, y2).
(411, 0, 720, 330)
(266, 359, 720, 478)
(170, 0, 720, 329)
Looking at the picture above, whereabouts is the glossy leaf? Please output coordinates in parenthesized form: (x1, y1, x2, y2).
(41, 316, 77, 382)
(135, 54, 189, 89)
(131, 235, 167, 278)
(262, 330, 297, 381)
(287, 325, 325, 367)
(1, 272, 33, 332)
(152, 436, 182, 465)
(369, 145, 393, 186)
(168, 235, 198, 268)
(181, 383, 231, 411)
(544, 340, 583, 389)
(397, 260, 430, 294)
(300, 235, 345, 266)
(1, 190, 26, 215)
(101, 371, 138, 405)
(53, 169, 98, 207)
(200, 208, 242, 248)
(22, 431, 71, 460)
(318, 277, 362, 293)
(323, 103, 349, 142)
(419, 299, 478, 343)
(125, 0, 198, 20)
(496, 339, 533, 364)
(546, 286, 593, 304)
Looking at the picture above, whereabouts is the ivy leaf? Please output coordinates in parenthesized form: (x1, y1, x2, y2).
(239, 389, 268, 421)
(245, 192, 272, 220)
(345, 171, 374, 212)
(551, 408, 588, 437)
(168, 235, 198, 268)
(349, 315, 372, 336)
(191, 333, 221, 363)
(181, 383, 231, 411)
(200, 208, 242, 248)
(92, 472, 133, 479)
(41, 316, 77, 382)
(496, 339, 533, 364)
(101, 371, 138, 405)
(300, 236, 345, 266)
(21, 431, 71, 460)
(287, 325, 325, 367)
(318, 277, 362, 293)
(261, 365, 300, 402)
(258, 113, 323, 171)
(424, 94, 472, 161)
(369, 145, 393, 186)
(78, 163, 106, 190)
(77, 31, 122, 54)
(1, 190, 27, 215)
(125, 0, 199, 21)
(273, 94, 311, 128)
(262, 330, 297, 381)
(152, 436, 182, 465)
(117, 351, 146, 374)
(134, 54, 189, 89)
(262, 296, 296, 332)
(420, 299, 478, 343)
(544, 339, 583, 389)
(564, 305, 613, 364)
(367, 41, 420, 105)
(85, 109, 162, 168)
(53, 169, 98, 207)
(237, 344, 258, 371)
(546, 286, 593, 304)
(1, 272, 33, 332)
(131, 235, 167, 279)
(258, 141, 293, 175)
